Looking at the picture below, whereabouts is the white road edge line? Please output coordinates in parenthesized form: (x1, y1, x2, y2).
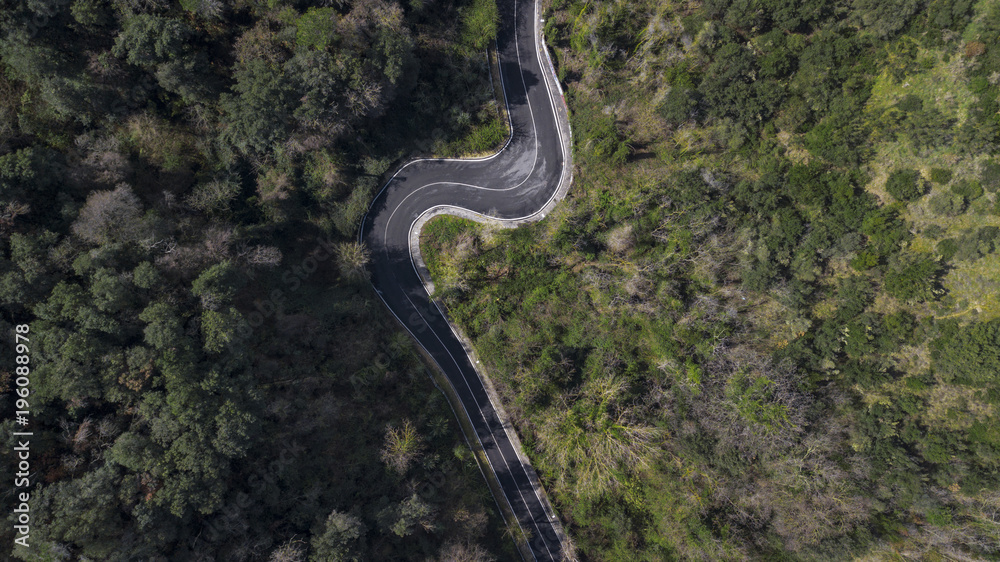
(362, 286, 539, 562)
(399, 290, 553, 561)
(357, 0, 573, 558)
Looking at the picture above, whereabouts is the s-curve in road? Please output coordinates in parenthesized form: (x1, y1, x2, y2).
(358, 0, 572, 559)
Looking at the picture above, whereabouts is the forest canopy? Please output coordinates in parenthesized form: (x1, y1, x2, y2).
(0, 0, 513, 560)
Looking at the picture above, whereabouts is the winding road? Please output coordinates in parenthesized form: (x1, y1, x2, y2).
(358, 0, 573, 559)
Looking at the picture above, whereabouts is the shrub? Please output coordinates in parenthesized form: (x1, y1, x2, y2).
(461, 117, 507, 154)
(936, 238, 958, 260)
(605, 223, 635, 254)
(903, 107, 955, 150)
(951, 179, 984, 199)
(804, 111, 864, 166)
(956, 107, 1000, 153)
(573, 101, 631, 166)
(965, 41, 986, 58)
(980, 160, 1000, 192)
(923, 224, 945, 239)
(885, 168, 926, 201)
(460, 0, 499, 51)
(928, 192, 967, 216)
(896, 94, 923, 113)
(881, 310, 917, 348)
(862, 206, 911, 257)
(930, 168, 953, 184)
(948, 226, 1000, 261)
(979, 226, 1000, 244)
(776, 95, 812, 133)
(657, 87, 700, 125)
(700, 44, 783, 127)
(884, 254, 942, 302)
(932, 318, 1000, 385)
(952, 235, 986, 261)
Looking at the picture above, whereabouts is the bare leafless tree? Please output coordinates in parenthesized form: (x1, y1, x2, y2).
(72, 184, 146, 245)
(436, 541, 496, 562)
(267, 538, 306, 562)
(240, 244, 283, 268)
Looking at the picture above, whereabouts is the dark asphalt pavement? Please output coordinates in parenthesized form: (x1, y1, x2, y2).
(358, 0, 570, 559)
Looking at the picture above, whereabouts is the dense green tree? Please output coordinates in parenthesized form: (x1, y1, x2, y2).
(885, 169, 926, 201)
(28, 465, 125, 559)
(884, 254, 942, 302)
(201, 307, 244, 353)
(221, 59, 296, 155)
(951, 179, 984, 200)
(758, 33, 798, 78)
(154, 53, 219, 103)
(932, 318, 1000, 386)
(804, 106, 865, 165)
(296, 7, 337, 50)
(700, 44, 783, 127)
(927, 0, 975, 30)
(113, 15, 193, 67)
(765, 0, 831, 32)
(380, 494, 435, 537)
(90, 268, 136, 314)
(191, 261, 245, 308)
(852, 0, 921, 38)
(138, 301, 185, 350)
(132, 261, 162, 290)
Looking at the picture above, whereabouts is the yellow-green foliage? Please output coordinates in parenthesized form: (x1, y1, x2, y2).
(460, 0, 499, 51)
(420, 0, 1000, 558)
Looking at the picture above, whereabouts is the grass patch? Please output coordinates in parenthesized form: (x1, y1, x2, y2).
(449, 112, 509, 156)
(421, 215, 482, 295)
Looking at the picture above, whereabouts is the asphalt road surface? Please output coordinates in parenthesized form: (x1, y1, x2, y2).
(358, 0, 571, 558)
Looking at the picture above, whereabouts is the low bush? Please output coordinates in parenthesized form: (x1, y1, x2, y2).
(930, 168, 953, 184)
(885, 168, 926, 201)
(928, 192, 967, 216)
(951, 179, 984, 199)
